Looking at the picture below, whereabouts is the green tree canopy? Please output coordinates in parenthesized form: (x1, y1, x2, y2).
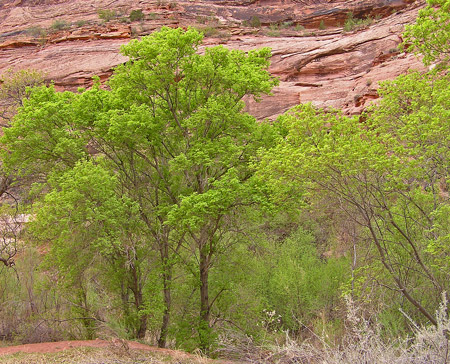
(403, 0, 450, 66)
(258, 68, 450, 326)
(2, 26, 278, 349)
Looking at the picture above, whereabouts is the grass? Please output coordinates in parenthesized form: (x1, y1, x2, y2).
(0, 346, 224, 364)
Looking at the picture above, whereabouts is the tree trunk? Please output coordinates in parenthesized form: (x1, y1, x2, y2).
(136, 311, 148, 339)
(199, 247, 210, 352)
(130, 263, 148, 339)
(157, 229, 174, 348)
(158, 268, 172, 347)
(158, 286, 171, 347)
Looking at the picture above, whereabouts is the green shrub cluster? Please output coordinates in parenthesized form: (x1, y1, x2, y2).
(343, 12, 373, 32)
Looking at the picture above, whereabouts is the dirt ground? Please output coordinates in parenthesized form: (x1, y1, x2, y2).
(0, 340, 238, 363)
(0, 339, 192, 357)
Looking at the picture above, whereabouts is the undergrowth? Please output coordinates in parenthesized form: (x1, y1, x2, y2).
(216, 294, 450, 364)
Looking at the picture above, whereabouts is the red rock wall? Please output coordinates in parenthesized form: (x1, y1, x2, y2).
(0, 0, 425, 119)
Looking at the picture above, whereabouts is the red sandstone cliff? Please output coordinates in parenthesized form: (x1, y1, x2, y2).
(0, 0, 426, 119)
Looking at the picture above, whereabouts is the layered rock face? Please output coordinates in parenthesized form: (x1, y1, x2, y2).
(0, 0, 425, 119)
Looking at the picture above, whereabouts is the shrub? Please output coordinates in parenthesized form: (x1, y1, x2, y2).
(267, 24, 280, 37)
(343, 12, 373, 32)
(51, 19, 70, 31)
(75, 20, 87, 27)
(129, 9, 144, 22)
(26, 26, 47, 38)
(233, 294, 450, 364)
(197, 26, 219, 37)
(281, 21, 293, 29)
(319, 20, 326, 30)
(267, 30, 281, 37)
(196, 15, 207, 24)
(97, 9, 117, 22)
(249, 15, 261, 28)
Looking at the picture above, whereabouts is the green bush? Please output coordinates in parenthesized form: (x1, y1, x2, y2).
(281, 21, 294, 29)
(257, 228, 348, 334)
(199, 26, 219, 37)
(249, 16, 261, 28)
(343, 12, 373, 32)
(26, 26, 47, 38)
(75, 20, 87, 27)
(129, 9, 144, 22)
(97, 9, 117, 22)
(51, 19, 70, 31)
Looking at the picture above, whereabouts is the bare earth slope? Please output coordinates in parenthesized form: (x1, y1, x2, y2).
(0, 0, 425, 119)
(0, 340, 236, 363)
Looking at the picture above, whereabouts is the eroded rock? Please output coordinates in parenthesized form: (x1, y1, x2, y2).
(0, 0, 426, 118)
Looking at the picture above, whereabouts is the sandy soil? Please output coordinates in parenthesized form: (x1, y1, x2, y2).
(0, 339, 192, 358)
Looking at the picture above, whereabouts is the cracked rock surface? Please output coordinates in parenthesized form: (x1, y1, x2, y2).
(0, 0, 425, 118)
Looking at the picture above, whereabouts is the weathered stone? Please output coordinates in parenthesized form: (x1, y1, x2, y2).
(0, 0, 426, 119)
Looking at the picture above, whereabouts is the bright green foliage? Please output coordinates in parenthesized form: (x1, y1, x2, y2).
(34, 160, 140, 258)
(403, 0, 450, 66)
(2, 86, 89, 182)
(107, 26, 277, 350)
(31, 159, 151, 338)
(2, 27, 277, 348)
(255, 228, 348, 336)
(258, 71, 450, 326)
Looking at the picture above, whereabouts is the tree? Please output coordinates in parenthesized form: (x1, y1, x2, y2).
(105, 26, 277, 350)
(0, 69, 44, 126)
(258, 1, 450, 327)
(258, 69, 450, 326)
(2, 27, 277, 349)
(0, 69, 45, 272)
(403, 0, 450, 67)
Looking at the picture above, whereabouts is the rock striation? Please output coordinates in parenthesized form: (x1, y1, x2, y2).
(0, 0, 425, 119)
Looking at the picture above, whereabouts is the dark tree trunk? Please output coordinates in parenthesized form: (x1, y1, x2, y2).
(157, 229, 174, 348)
(199, 246, 210, 352)
(158, 281, 171, 348)
(130, 263, 148, 339)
